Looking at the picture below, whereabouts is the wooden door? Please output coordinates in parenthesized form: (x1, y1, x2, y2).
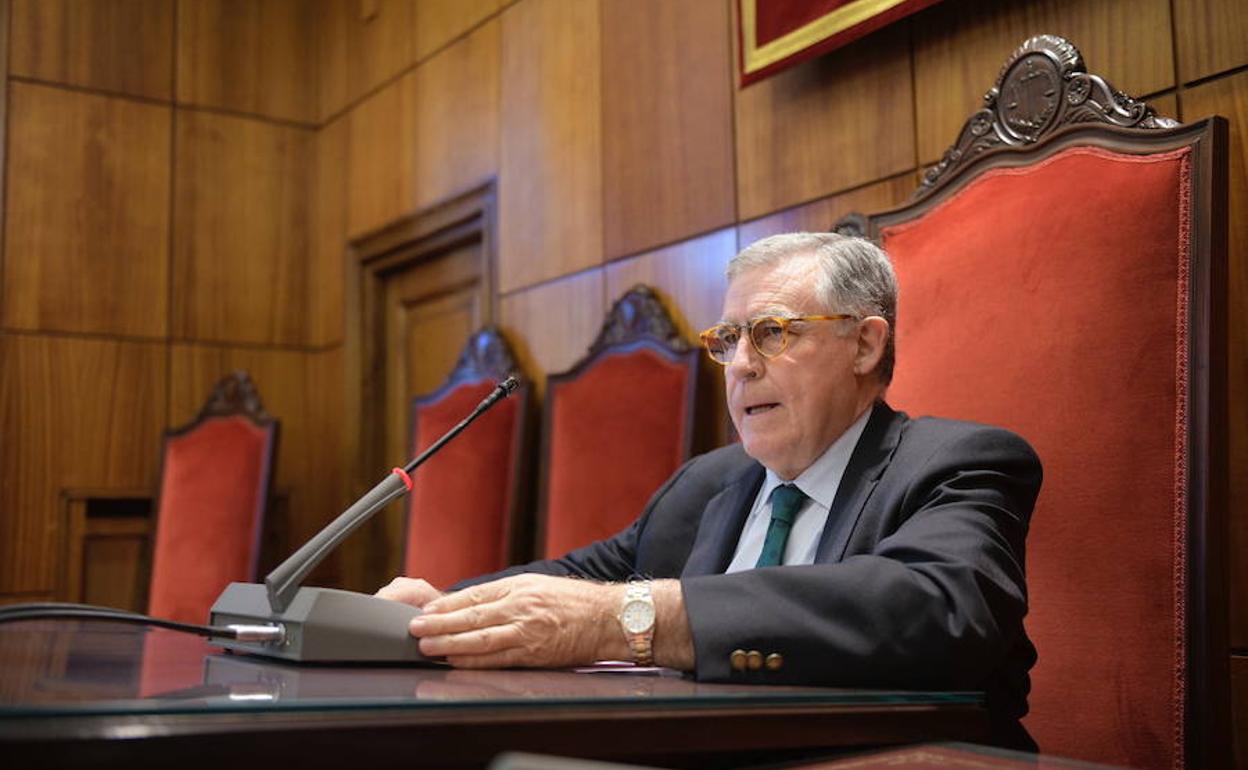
(345, 188, 496, 591)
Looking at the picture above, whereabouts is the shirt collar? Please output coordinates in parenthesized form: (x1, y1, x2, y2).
(759, 405, 874, 510)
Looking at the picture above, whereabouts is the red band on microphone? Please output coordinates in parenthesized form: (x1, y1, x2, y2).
(391, 467, 413, 491)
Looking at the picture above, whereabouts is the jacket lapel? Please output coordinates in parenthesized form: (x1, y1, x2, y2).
(815, 402, 906, 562)
(680, 463, 764, 577)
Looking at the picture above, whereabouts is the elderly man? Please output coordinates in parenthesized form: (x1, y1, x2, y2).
(378, 232, 1042, 748)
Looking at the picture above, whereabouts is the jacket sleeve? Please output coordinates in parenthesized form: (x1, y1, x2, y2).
(680, 425, 1041, 691)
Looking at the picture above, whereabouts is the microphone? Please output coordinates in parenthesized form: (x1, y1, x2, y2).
(209, 376, 520, 663)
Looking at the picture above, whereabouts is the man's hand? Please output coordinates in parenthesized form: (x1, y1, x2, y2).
(375, 577, 444, 608)
(406, 574, 629, 669)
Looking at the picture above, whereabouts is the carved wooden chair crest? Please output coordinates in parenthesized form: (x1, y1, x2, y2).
(841, 34, 1228, 769)
(404, 326, 531, 588)
(537, 285, 700, 558)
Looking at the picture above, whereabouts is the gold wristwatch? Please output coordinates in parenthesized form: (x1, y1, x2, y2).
(618, 581, 656, 666)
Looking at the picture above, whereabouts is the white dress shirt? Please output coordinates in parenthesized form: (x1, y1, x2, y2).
(725, 406, 873, 572)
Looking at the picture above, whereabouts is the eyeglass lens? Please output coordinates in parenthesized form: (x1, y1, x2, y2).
(706, 318, 788, 362)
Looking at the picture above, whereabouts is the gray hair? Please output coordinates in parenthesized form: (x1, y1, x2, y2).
(727, 232, 898, 384)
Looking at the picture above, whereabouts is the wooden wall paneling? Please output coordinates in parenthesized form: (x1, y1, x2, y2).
(3, 83, 170, 337)
(348, 0, 415, 108)
(736, 174, 916, 248)
(346, 74, 417, 238)
(734, 23, 914, 222)
(176, 0, 316, 124)
(1173, 0, 1248, 85)
(315, 0, 351, 121)
(498, 0, 603, 293)
(603, 228, 736, 342)
(173, 111, 310, 346)
(413, 0, 501, 63)
(411, 19, 500, 212)
(912, 0, 1175, 166)
(316, 0, 415, 122)
(1235, 655, 1247, 770)
(9, 0, 174, 101)
(170, 344, 338, 583)
(601, 0, 735, 260)
(498, 269, 605, 398)
(1180, 71, 1248, 651)
(0, 335, 166, 594)
(309, 116, 348, 347)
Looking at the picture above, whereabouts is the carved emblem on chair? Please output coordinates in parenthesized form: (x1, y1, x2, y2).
(446, 326, 522, 388)
(917, 34, 1179, 200)
(196, 370, 272, 424)
(588, 285, 689, 356)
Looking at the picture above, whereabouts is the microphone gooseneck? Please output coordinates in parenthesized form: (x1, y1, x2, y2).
(263, 376, 520, 613)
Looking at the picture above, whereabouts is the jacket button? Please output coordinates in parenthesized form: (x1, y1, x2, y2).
(765, 653, 784, 671)
(730, 649, 747, 671)
(746, 650, 763, 670)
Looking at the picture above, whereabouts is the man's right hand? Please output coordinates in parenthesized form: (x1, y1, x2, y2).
(376, 577, 444, 608)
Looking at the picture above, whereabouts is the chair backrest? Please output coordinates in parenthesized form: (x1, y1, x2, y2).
(147, 371, 278, 625)
(855, 35, 1229, 770)
(538, 285, 700, 558)
(403, 327, 531, 588)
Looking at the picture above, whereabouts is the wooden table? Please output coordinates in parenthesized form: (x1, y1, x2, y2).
(0, 619, 989, 769)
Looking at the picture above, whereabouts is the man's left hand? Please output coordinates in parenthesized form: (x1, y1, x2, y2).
(408, 574, 628, 669)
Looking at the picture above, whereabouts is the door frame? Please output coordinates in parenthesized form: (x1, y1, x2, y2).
(342, 183, 497, 590)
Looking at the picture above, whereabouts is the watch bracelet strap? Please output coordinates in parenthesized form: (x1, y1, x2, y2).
(624, 581, 655, 666)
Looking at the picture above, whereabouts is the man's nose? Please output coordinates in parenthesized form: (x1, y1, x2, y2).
(726, 335, 761, 379)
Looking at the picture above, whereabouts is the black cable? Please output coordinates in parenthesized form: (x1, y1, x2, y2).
(0, 603, 258, 640)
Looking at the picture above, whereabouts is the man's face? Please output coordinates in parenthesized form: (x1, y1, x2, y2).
(721, 256, 867, 480)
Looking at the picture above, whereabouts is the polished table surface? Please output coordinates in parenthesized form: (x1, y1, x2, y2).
(0, 619, 990, 769)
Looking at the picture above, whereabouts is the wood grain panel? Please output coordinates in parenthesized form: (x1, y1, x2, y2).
(3, 83, 170, 337)
(173, 111, 310, 346)
(1180, 72, 1248, 650)
(499, 269, 605, 397)
(317, 0, 415, 121)
(411, 19, 500, 212)
(315, 0, 351, 121)
(10, 0, 173, 100)
(1174, 0, 1248, 85)
(737, 174, 916, 248)
(498, 0, 603, 293)
(176, 0, 315, 123)
(0, 335, 166, 594)
(734, 23, 913, 221)
(310, 116, 348, 347)
(171, 344, 344, 583)
(602, 0, 735, 260)
(1235, 655, 1247, 770)
(913, 0, 1175, 166)
(346, 74, 416, 238)
(414, 0, 500, 63)
(604, 228, 737, 342)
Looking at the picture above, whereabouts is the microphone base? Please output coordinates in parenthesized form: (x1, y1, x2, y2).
(210, 582, 440, 664)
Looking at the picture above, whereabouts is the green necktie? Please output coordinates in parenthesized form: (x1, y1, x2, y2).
(755, 484, 807, 568)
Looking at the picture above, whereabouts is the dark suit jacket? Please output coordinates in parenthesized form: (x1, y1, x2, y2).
(463, 402, 1042, 746)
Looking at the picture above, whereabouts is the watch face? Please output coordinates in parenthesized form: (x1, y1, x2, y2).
(621, 599, 655, 634)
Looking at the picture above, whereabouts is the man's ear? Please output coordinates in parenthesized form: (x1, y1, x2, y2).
(854, 317, 889, 377)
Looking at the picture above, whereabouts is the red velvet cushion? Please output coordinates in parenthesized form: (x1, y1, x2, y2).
(147, 416, 273, 625)
(881, 146, 1191, 769)
(404, 380, 522, 589)
(543, 347, 693, 558)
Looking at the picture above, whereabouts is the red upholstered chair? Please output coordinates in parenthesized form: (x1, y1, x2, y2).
(851, 35, 1228, 770)
(403, 327, 531, 589)
(538, 285, 700, 558)
(146, 371, 278, 625)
